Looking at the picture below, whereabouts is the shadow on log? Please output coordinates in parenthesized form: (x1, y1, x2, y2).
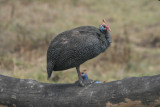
(0, 74, 160, 107)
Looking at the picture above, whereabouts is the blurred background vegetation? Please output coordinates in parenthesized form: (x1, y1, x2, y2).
(0, 0, 160, 83)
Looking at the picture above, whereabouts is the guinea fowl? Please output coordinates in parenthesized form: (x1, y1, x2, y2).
(47, 19, 112, 86)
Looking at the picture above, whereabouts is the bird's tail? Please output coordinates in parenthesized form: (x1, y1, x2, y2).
(47, 71, 52, 80)
(47, 62, 54, 80)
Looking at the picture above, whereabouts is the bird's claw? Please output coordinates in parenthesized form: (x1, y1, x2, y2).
(75, 79, 94, 87)
(79, 81, 85, 87)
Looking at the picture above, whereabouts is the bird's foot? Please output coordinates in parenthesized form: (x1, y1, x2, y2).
(82, 79, 94, 86)
(79, 80, 85, 87)
(75, 79, 94, 87)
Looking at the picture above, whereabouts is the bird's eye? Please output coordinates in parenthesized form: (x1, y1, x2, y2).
(103, 25, 106, 28)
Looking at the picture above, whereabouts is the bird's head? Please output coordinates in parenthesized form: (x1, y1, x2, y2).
(101, 19, 111, 32)
(100, 19, 112, 45)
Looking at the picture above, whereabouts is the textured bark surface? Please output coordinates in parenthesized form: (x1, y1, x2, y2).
(0, 74, 160, 107)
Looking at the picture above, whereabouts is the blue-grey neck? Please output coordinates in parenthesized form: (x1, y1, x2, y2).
(105, 30, 112, 46)
(99, 30, 112, 52)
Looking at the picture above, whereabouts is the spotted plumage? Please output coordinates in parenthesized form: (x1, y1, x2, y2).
(47, 25, 112, 86)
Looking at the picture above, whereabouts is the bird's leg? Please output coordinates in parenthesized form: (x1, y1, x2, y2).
(76, 66, 84, 87)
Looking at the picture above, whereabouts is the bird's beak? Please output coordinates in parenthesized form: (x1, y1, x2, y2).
(109, 28, 111, 32)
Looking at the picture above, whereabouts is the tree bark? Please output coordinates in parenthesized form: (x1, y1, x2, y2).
(0, 74, 160, 107)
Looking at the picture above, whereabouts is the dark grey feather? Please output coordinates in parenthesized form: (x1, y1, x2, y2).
(47, 26, 112, 78)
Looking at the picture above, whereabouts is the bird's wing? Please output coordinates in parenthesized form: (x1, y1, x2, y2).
(56, 29, 102, 62)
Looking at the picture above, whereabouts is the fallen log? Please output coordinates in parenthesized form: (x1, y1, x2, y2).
(0, 74, 160, 107)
